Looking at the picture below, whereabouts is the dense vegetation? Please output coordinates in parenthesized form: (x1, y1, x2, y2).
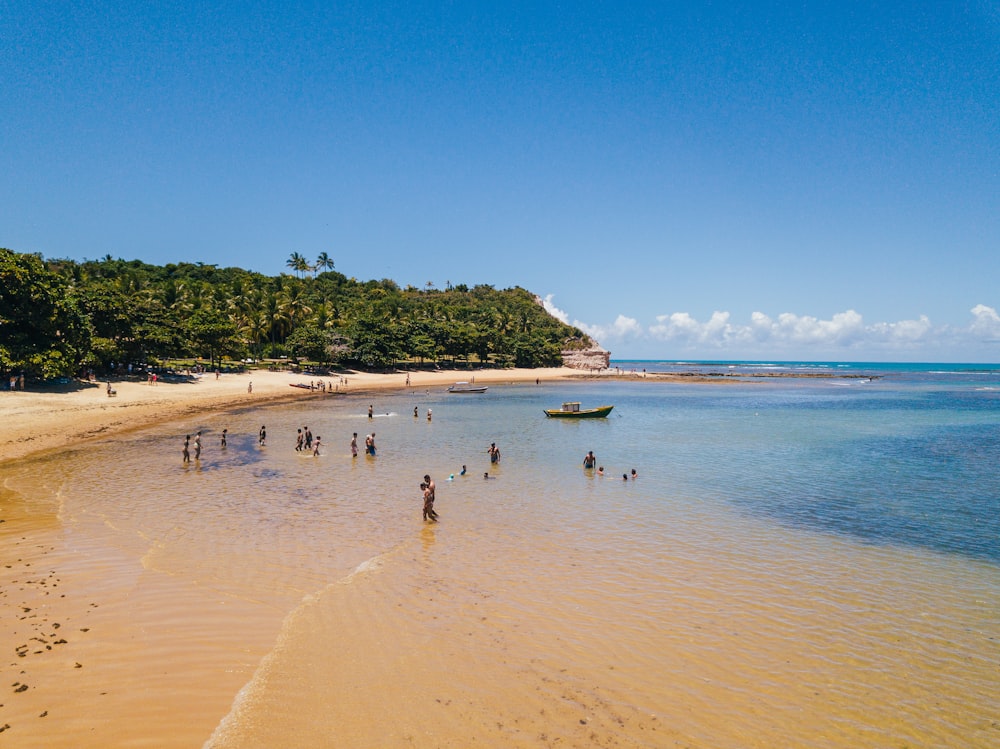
(0, 248, 592, 380)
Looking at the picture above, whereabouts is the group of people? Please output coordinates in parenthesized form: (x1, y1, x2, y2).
(184, 423, 364, 462)
(348, 431, 377, 457)
(583, 450, 637, 481)
(294, 426, 316, 452)
(293, 426, 324, 456)
(179, 398, 571, 529)
(182, 429, 225, 463)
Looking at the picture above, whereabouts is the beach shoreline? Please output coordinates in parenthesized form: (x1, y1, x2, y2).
(2, 363, 996, 747)
(0, 366, 583, 467)
(0, 364, 878, 467)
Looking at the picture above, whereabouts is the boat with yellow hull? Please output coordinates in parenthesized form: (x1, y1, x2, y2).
(544, 402, 614, 418)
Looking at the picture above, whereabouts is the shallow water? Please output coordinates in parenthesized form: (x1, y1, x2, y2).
(2, 373, 999, 747)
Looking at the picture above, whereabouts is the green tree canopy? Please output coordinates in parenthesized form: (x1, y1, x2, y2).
(0, 248, 597, 379)
(0, 249, 92, 378)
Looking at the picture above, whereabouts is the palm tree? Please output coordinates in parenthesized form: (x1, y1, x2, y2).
(279, 284, 313, 328)
(286, 252, 310, 278)
(315, 252, 335, 276)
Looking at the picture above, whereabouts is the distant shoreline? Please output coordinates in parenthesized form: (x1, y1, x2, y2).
(0, 366, 578, 466)
(0, 364, 887, 466)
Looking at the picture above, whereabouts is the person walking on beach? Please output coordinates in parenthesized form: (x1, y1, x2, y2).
(351, 432, 358, 458)
(247, 381, 253, 393)
(221, 429, 227, 448)
(182, 435, 190, 464)
(583, 450, 596, 469)
(488, 442, 501, 464)
(259, 425, 266, 446)
(194, 431, 202, 460)
(313, 436, 322, 456)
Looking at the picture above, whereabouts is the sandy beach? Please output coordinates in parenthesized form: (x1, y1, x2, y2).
(0, 363, 828, 467)
(2, 364, 584, 746)
(3, 364, 997, 747)
(0, 366, 582, 467)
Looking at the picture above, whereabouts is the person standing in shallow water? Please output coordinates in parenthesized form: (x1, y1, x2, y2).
(221, 429, 227, 448)
(423, 474, 436, 506)
(488, 442, 501, 464)
(259, 425, 266, 446)
(421, 482, 438, 522)
(194, 431, 202, 460)
(182, 435, 190, 464)
(583, 450, 596, 469)
(351, 432, 358, 458)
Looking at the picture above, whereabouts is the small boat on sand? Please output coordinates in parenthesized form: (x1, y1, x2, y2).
(544, 402, 614, 418)
(448, 382, 488, 393)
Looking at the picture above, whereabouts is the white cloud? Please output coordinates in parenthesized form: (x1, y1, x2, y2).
(541, 294, 569, 324)
(570, 304, 1000, 361)
(544, 295, 642, 342)
(577, 315, 643, 342)
(970, 304, 1000, 341)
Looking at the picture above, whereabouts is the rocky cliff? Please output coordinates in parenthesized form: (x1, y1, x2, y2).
(561, 343, 610, 370)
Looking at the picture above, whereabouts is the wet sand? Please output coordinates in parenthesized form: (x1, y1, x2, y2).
(5, 366, 991, 747)
(0, 366, 578, 745)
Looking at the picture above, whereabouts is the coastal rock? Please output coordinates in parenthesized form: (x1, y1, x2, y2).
(561, 344, 610, 371)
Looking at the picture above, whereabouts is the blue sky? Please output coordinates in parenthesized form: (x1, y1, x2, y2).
(2, 1, 998, 361)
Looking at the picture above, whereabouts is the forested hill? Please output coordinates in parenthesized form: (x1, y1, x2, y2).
(0, 248, 596, 379)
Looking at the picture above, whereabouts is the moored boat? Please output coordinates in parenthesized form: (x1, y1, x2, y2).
(447, 381, 488, 393)
(544, 402, 614, 418)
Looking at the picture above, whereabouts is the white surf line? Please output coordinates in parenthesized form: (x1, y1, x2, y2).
(202, 540, 414, 748)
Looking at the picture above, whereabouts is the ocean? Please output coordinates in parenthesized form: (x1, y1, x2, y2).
(2, 361, 998, 747)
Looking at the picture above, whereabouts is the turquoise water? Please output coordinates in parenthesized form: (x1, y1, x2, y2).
(602, 363, 1000, 563)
